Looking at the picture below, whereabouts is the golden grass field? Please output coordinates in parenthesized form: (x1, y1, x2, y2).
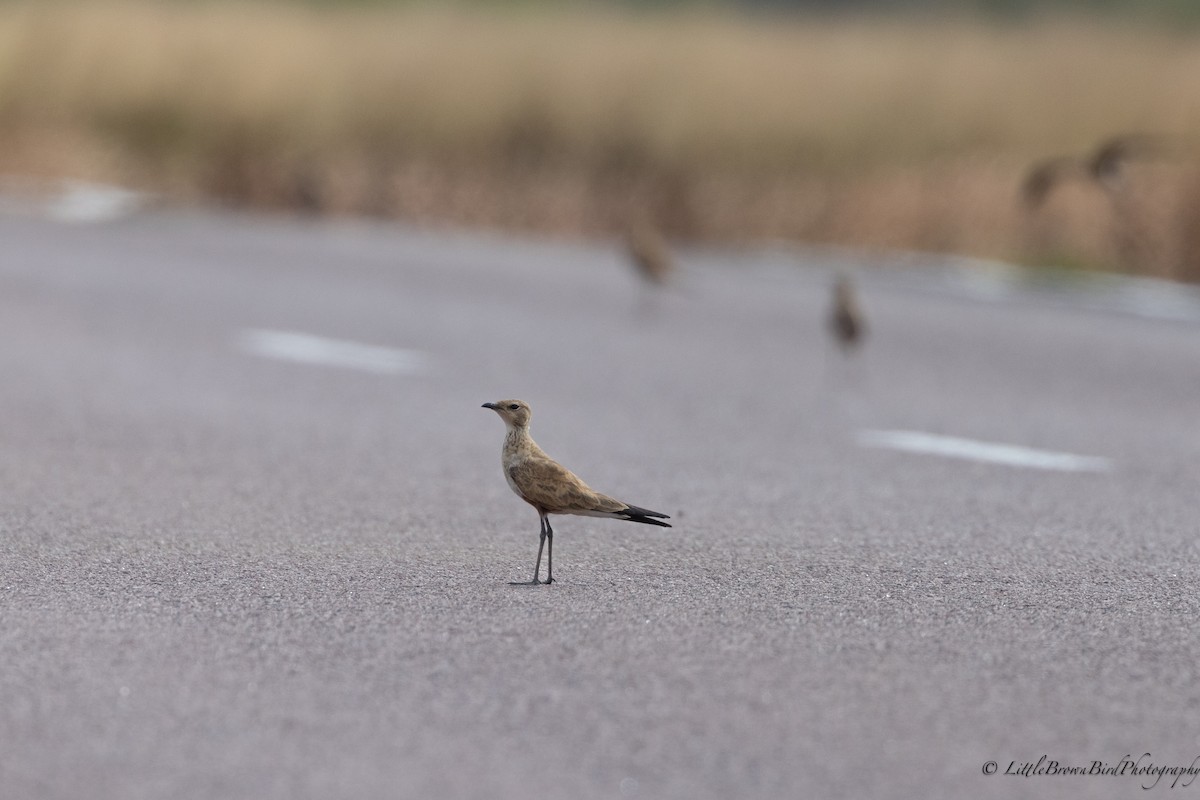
(2, 1, 1199, 278)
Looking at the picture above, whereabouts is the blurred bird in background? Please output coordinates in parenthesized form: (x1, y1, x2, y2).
(625, 216, 676, 288)
(829, 273, 866, 354)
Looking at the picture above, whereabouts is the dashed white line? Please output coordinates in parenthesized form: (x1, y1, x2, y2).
(237, 329, 428, 375)
(856, 430, 1112, 472)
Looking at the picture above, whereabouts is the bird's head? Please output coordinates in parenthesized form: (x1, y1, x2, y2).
(482, 399, 532, 429)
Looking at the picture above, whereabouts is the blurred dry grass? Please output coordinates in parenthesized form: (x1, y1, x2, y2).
(2, 1, 1200, 277)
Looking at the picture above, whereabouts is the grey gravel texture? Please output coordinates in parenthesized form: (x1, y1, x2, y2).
(1, 210, 1199, 799)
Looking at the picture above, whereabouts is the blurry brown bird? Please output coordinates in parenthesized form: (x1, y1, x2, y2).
(482, 400, 671, 585)
(829, 275, 866, 352)
(625, 217, 676, 287)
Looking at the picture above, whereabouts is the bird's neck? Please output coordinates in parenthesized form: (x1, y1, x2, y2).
(503, 425, 539, 463)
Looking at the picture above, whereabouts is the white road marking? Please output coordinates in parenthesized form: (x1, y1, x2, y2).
(856, 429, 1113, 472)
(237, 329, 428, 375)
(0, 177, 146, 222)
(47, 181, 145, 223)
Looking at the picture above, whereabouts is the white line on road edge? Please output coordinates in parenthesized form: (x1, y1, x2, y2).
(237, 329, 428, 375)
(856, 430, 1113, 472)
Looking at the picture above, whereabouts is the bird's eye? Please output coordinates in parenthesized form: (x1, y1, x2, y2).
(508, 404, 519, 410)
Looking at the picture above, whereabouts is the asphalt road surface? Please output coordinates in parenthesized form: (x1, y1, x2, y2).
(2, 205, 1199, 800)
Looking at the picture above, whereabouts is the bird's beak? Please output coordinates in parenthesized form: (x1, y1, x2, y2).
(481, 402, 498, 410)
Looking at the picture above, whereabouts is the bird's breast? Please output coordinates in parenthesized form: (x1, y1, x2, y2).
(502, 462, 522, 496)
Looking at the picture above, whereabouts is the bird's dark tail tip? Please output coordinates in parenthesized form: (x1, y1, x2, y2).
(621, 505, 672, 527)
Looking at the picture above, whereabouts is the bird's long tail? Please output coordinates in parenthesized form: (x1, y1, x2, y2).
(618, 505, 672, 528)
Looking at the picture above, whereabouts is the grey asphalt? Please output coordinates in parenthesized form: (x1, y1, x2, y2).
(1, 207, 1199, 799)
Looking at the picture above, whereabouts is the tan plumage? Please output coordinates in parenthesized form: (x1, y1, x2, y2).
(505, 458, 629, 516)
(482, 399, 670, 584)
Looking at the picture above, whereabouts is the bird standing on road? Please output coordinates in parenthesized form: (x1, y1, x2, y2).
(625, 217, 676, 287)
(482, 400, 671, 585)
(829, 275, 866, 353)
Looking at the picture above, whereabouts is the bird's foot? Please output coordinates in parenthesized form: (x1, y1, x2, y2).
(508, 578, 543, 586)
(544, 576, 555, 585)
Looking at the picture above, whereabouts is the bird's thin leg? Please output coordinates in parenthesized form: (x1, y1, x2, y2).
(508, 516, 546, 586)
(531, 515, 547, 584)
(544, 518, 554, 585)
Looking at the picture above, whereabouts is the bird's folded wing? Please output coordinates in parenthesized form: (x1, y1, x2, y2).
(508, 457, 626, 514)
